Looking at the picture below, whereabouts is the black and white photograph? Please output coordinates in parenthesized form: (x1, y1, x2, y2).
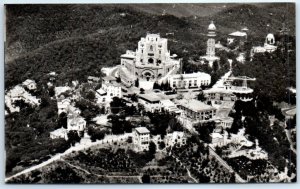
(4, 2, 296, 184)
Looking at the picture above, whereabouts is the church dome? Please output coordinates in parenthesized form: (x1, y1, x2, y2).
(208, 21, 216, 30)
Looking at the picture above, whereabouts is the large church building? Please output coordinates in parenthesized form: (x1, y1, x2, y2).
(119, 33, 181, 86)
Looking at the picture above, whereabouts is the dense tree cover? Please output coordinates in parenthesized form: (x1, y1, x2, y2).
(5, 94, 73, 175)
(67, 130, 81, 146)
(194, 121, 216, 143)
(232, 37, 296, 104)
(43, 164, 82, 183)
(149, 141, 157, 157)
(225, 156, 269, 181)
(76, 99, 102, 122)
(109, 97, 127, 114)
(146, 111, 184, 137)
(141, 174, 150, 183)
(108, 114, 133, 135)
(170, 137, 234, 183)
(229, 100, 293, 173)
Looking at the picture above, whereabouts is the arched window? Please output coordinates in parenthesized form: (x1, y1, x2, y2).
(148, 58, 154, 64)
(150, 45, 153, 51)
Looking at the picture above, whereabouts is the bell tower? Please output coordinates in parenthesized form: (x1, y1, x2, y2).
(206, 21, 216, 57)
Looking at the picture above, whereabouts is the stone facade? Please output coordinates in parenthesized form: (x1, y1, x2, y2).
(120, 33, 181, 86)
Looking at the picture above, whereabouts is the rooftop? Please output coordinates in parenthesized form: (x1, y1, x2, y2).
(170, 72, 211, 79)
(138, 93, 161, 103)
(229, 31, 247, 37)
(135, 127, 150, 134)
(102, 75, 117, 81)
(22, 79, 36, 86)
(177, 99, 215, 112)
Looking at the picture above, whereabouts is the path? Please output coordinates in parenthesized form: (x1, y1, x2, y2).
(64, 160, 142, 183)
(285, 129, 296, 154)
(208, 145, 246, 183)
(5, 133, 132, 182)
(186, 168, 198, 183)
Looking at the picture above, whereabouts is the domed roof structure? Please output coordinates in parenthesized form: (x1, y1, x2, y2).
(265, 33, 275, 45)
(208, 21, 216, 30)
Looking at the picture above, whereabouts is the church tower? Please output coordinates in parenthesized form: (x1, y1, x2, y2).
(206, 21, 216, 57)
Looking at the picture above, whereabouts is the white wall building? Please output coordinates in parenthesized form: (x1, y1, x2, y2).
(227, 31, 247, 44)
(251, 33, 277, 56)
(165, 131, 186, 147)
(67, 114, 86, 133)
(22, 79, 37, 90)
(119, 33, 181, 86)
(177, 99, 217, 121)
(160, 99, 182, 115)
(96, 76, 123, 103)
(167, 72, 211, 89)
(50, 128, 68, 140)
(57, 98, 71, 115)
(133, 127, 150, 151)
(8, 85, 41, 105)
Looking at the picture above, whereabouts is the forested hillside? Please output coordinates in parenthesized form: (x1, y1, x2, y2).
(5, 3, 295, 90)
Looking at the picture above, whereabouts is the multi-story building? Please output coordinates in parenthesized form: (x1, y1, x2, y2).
(177, 99, 216, 121)
(133, 127, 150, 151)
(119, 33, 181, 86)
(167, 72, 211, 89)
(67, 113, 86, 134)
(165, 131, 187, 147)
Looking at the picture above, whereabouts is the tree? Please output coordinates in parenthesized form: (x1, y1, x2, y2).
(149, 141, 156, 153)
(212, 60, 219, 72)
(142, 174, 151, 183)
(86, 90, 95, 101)
(140, 88, 145, 94)
(58, 112, 68, 129)
(135, 78, 139, 87)
(67, 130, 81, 146)
(110, 97, 125, 114)
(159, 141, 166, 150)
(197, 91, 206, 102)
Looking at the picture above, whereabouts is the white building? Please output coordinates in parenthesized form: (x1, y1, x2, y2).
(87, 76, 101, 83)
(54, 86, 72, 98)
(251, 33, 277, 56)
(159, 99, 182, 115)
(119, 33, 181, 86)
(67, 114, 86, 133)
(57, 98, 71, 115)
(215, 117, 234, 129)
(8, 85, 41, 106)
(177, 99, 217, 121)
(167, 72, 211, 89)
(133, 127, 150, 151)
(96, 76, 123, 103)
(227, 31, 247, 45)
(50, 128, 68, 140)
(22, 79, 37, 90)
(138, 93, 161, 112)
(211, 133, 226, 147)
(165, 131, 186, 147)
(200, 21, 220, 67)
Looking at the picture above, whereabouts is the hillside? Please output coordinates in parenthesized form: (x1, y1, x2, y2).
(5, 3, 295, 89)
